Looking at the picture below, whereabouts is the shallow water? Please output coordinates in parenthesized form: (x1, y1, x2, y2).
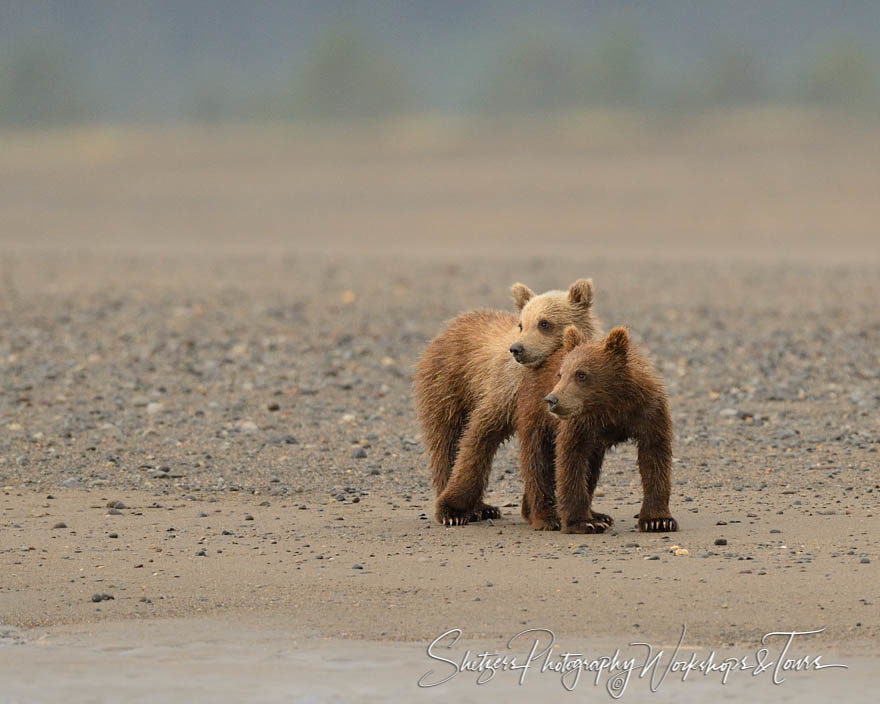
(0, 618, 875, 703)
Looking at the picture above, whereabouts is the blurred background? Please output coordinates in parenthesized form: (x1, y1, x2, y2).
(1, 0, 879, 267)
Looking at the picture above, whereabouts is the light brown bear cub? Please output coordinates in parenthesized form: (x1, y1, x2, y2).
(516, 325, 678, 533)
(415, 280, 600, 526)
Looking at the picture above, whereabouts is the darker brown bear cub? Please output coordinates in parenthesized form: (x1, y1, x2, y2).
(516, 326, 678, 534)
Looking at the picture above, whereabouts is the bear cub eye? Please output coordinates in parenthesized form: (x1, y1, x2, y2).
(538, 319, 550, 330)
(556, 372, 562, 380)
(518, 322, 523, 332)
(575, 371, 588, 381)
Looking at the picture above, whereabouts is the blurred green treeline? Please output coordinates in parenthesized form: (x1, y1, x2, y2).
(1, 14, 878, 127)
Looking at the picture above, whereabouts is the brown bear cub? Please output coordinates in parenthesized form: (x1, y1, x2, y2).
(516, 325, 678, 533)
(415, 280, 600, 526)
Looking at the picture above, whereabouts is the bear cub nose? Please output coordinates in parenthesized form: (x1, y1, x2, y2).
(509, 342, 524, 358)
(544, 394, 558, 408)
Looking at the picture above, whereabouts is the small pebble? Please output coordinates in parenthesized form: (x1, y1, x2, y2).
(352, 563, 364, 570)
(51, 521, 67, 529)
(715, 538, 728, 546)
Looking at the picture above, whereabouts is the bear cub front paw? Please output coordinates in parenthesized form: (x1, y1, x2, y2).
(561, 512, 614, 534)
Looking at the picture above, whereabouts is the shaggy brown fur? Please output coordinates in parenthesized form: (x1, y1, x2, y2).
(516, 326, 678, 534)
(414, 280, 600, 526)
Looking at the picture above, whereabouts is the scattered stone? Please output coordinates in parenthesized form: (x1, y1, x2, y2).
(860, 557, 871, 564)
(715, 538, 728, 546)
(244, 514, 254, 521)
(51, 521, 67, 529)
(352, 447, 367, 459)
(106, 500, 126, 509)
(108, 533, 118, 539)
(352, 563, 364, 570)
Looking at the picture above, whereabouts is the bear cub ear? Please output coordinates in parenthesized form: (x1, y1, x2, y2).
(511, 283, 535, 310)
(568, 278, 594, 308)
(563, 325, 586, 352)
(604, 327, 629, 356)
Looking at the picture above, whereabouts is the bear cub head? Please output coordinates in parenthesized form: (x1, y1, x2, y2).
(544, 325, 631, 418)
(508, 278, 598, 367)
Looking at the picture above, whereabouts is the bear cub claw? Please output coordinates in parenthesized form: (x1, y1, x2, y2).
(589, 511, 614, 527)
(561, 512, 614, 534)
(638, 515, 678, 533)
(471, 502, 502, 521)
(436, 499, 500, 526)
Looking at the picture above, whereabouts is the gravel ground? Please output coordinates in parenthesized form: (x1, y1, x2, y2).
(1, 249, 878, 650)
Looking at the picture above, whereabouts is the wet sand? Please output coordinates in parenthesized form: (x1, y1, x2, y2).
(0, 617, 875, 703)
